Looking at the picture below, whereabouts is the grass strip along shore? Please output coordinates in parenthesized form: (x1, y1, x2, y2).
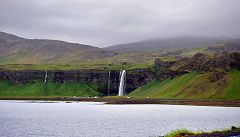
(165, 126, 240, 137)
(1, 97, 240, 107)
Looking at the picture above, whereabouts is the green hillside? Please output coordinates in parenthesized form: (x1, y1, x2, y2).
(0, 80, 101, 97)
(129, 70, 240, 99)
(223, 70, 240, 98)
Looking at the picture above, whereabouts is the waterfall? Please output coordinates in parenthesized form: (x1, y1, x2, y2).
(119, 71, 122, 80)
(44, 70, 48, 84)
(43, 70, 48, 95)
(118, 70, 126, 96)
(108, 71, 111, 96)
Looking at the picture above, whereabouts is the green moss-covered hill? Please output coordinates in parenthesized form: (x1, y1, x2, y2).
(129, 70, 240, 99)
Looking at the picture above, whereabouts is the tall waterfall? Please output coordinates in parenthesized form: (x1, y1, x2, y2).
(108, 71, 111, 96)
(44, 70, 48, 84)
(118, 70, 126, 96)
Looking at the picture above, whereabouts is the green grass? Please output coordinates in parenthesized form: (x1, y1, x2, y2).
(129, 70, 240, 99)
(165, 126, 240, 137)
(0, 80, 101, 97)
(0, 62, 153, 71)
(0, 64, 109, 70)
(129, 71, 200, 98)
(165, 129, 192, 137)
(222, 70, 240, 99)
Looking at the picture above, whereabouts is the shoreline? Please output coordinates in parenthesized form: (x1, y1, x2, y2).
(165, 126, 240, 137)
(1, 97, 240, 107)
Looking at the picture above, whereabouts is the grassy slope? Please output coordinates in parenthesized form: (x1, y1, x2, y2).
(0, 53, 23, 64)
(0, 47, 200, 71)
(0, 80, 100, 97)
(223, 70, 240, 98)
(129, 70, 240, 99)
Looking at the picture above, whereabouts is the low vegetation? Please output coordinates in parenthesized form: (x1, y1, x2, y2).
(0, 79, 101, 97)
(129, 70, 240, 99)
(224, 70, 240, 98)
(165, 126, 240, 137)
(0, 62, 153, 70)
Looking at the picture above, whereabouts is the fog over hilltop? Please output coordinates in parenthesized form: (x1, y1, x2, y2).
(0, 0, 240, 47)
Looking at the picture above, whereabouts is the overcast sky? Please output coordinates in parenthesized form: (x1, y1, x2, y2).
(0, 0, 239, 47)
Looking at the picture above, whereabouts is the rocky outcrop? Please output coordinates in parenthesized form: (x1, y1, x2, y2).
(154, 52, 240, 83)
(208, 70, 226, 82)
(171, 52, 240, 72)
(125, 69, 154, 94)
(154, 58, 186, 80)
(154, 58, 176, 70)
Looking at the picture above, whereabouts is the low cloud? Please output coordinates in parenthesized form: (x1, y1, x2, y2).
(0, 0, 239, 47)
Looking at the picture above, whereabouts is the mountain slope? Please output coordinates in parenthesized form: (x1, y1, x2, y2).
(205, 40, 240, 53)
(106, 37, 238, 52)
(129, 70, 240, 99)
(0, 31, 117, 64)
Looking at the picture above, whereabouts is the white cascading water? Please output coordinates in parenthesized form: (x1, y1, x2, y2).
(118, 70, 126, 96)
(119, 71, 122, 80)
(44, 70, 48, 84)
(108, 71, 111, 96)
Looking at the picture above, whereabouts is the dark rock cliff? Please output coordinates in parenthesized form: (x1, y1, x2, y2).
(0, 69, 155, 96)
(171, 52, 240, 72)
(154, 58, 186, 80)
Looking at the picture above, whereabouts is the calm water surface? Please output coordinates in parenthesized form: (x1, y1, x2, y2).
(0, 100, 240, 137)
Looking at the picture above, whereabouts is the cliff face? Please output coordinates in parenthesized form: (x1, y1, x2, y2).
(0, 69, 155, 95)
(171, 52, 240, 72)
(0, 70, 46, 84)
(126, 69, 155, 94)
(153, 58, 186, 80)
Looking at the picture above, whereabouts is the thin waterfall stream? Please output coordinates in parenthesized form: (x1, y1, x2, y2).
(44, 70, 48, 84)
(108, 71, 111, 96)
(44, 70, 48, 93)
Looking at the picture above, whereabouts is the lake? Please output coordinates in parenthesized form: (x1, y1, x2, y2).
(0, 100, 240, 137)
